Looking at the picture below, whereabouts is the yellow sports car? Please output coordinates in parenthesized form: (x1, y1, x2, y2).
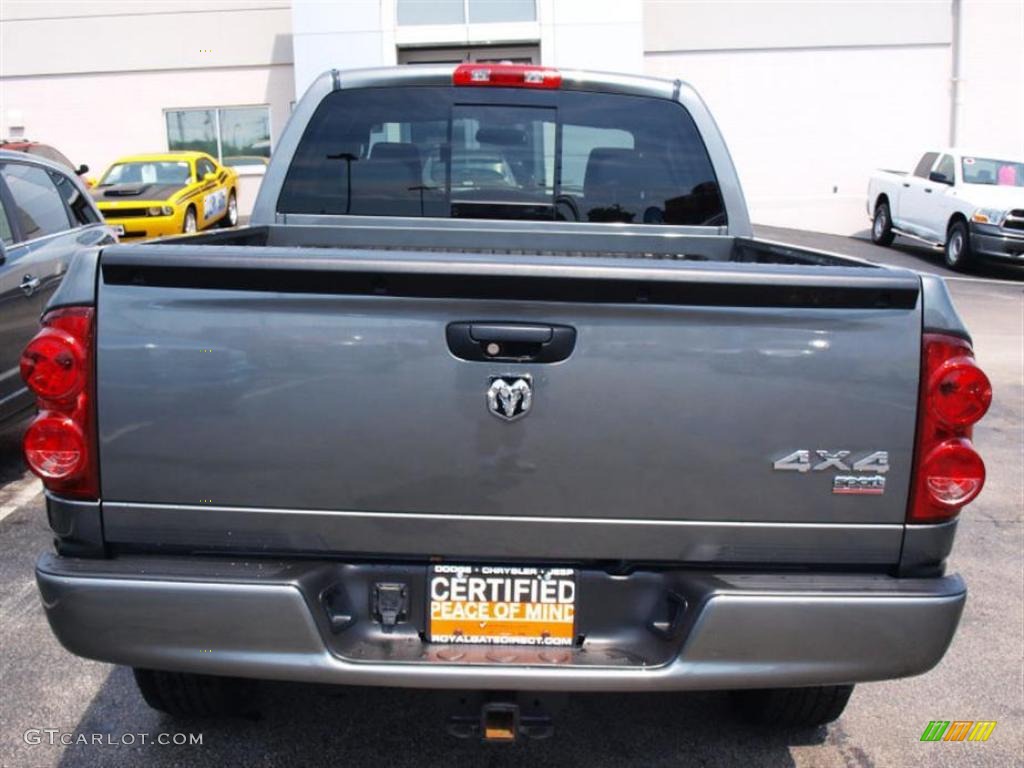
(91, 151, 238, 240)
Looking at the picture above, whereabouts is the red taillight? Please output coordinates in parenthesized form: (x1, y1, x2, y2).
(21, 307, 98, 500)
(24, 415, 87, 479)
(20, 327, 86, 402)
(453, 63, 562, 89)
(921, 439, 986, 507)
(927, 357, 992, 427)
(908, 334, 991, 523)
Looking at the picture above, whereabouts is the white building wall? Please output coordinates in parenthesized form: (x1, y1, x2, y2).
(292, 0, 391, 95)
(3, 1, 1017, 232)
(0, 1, 295, 214)
(644, 0, 953, 234)
(0, 1, 293, 77)
(956, 0, 1024, 154)
(538, 0, 644, 73)
(643, 0, 1023, 235)
(290, 0, 645, 98)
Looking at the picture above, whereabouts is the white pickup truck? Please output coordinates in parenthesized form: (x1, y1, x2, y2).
(867, 149, 1024, 270)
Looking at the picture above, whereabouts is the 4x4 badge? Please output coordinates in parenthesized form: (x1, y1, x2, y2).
(773, 449, 889, 495)
(487, 377, 532, 422)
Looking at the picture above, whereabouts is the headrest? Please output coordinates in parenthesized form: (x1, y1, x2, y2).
(583, 148, 640, 193)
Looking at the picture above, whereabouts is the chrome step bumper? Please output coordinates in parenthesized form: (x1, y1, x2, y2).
(36, 552, 965, 692)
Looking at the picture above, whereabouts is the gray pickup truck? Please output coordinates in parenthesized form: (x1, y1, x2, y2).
(23, 65, 992, 738)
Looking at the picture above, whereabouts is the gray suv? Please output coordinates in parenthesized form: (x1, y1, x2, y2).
(0, 151, 114, 426)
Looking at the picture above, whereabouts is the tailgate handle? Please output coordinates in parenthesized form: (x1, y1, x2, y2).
(470, 324, 552, 344)
(447, 322, 576, 363)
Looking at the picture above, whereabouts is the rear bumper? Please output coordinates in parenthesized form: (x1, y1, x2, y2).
(970, 223, 1024, 261)
(36, 552, 966, 692)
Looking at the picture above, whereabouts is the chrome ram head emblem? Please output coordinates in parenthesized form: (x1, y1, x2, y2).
(487, 376, 532, 422)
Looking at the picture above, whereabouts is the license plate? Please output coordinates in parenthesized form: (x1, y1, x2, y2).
(428, 565, 576, 646)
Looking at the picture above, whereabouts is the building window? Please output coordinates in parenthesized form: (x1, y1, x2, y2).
(467, 0, 535, 23)
(166, 109, 217, 157)
(398, 0, 464, 24)
(165, 106, 271, 166)
(399, 44, 539, 64)
(397, 0, 535, 25)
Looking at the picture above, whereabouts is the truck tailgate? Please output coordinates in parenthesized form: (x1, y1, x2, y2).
(95, 246, 921, 565)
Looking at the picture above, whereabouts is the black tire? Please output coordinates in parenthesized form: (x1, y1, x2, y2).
(730, 685, 854, 728)
(944, 219, 973, 271)
(871, 200, 894, 246)
(133, 668, 257, 717)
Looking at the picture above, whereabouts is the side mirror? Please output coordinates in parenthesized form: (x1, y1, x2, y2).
(76, 164, 89, 176)
(929, 170, 953, 186)
(203, 172, 216, 182)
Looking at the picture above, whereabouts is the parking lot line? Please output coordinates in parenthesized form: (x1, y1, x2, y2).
(941, 274, 1024, 287)
(0, 475, 42, 523)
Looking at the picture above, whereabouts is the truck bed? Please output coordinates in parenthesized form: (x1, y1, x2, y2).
(161, 222, 886, 268)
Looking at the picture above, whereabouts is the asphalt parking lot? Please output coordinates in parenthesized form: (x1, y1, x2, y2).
(0, 227, 1021, 768)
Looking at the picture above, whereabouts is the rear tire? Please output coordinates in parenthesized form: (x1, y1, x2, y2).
(871, 200, 895, 246)
(133, 668, 257, 717)
(944, 219, 973, 271)
(182, 206, 198, 234)
(730, 685, 854, 728)
(220, 190, 238, 228)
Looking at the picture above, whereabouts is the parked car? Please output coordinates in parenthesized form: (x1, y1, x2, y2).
(1, 139, 91, 184)
(90, 151, 238, 240)
(0, 150, 114, 427)
(26, 65, 991, 738)
(423, 147, 520, 190)
(868, 149, 1024, 270)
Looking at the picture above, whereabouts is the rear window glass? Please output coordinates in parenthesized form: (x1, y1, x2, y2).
(0, 162, 72, 240)
(913, 152, 939, 178)
(0, 195, 13, 245)
(279, 87, 725, 226)
(49, 170, 100, 225)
